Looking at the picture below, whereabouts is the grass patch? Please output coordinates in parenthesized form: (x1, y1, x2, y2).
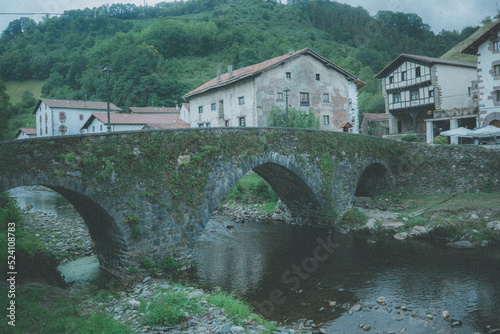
(139, 285, 204, 327)
(340, 208, 369, 228)
(5, 80, 45, 104)
(0, 284, 133, 334)
(222, 173, 278, 209)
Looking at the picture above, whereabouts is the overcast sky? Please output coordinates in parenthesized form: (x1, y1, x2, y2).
(0, 0, 497, 34)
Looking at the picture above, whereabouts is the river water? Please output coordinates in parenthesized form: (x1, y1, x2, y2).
(9, 187, 500, 333)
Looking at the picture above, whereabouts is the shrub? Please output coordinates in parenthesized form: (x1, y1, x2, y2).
(433, 135, 448, 145)
(340, 208, 369, 228)
(401, 134, 420, 142)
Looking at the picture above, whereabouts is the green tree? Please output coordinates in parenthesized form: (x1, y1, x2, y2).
(0, 76, 14, 140)
(267, 106, 319, 129)
(359, 92, 385, 114)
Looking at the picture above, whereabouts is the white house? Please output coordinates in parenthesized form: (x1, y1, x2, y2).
(462, 20, 500, 129)
(81, 113, 190, 133)
(375, 54, 477, 143)
(15, 128, 36, 140)
(181, 48, 365, 132)
(33, 99, 121, 137)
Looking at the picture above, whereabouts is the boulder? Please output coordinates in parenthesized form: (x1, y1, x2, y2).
(446, 240, 475, 249)
(394, 232, 408, 240)
(486, 221, 500, 231)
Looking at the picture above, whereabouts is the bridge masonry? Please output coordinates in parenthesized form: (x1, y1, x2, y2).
(0, 128, 499, 277)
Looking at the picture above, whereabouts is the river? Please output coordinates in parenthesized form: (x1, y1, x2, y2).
(8, 186, 500, 333)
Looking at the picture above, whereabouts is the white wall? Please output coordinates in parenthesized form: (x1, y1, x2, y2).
(85, 118, 144, 133)
(435, 64, 477, 110)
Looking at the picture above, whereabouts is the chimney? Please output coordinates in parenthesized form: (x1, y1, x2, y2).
(288, 48, 294, 55)
(217, 68, 222, 83)
(175, 102, 179, 111)
(83, 94, 87, 107)
(228, 65, 233, 79)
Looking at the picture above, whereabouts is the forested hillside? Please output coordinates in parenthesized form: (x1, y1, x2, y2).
(0, 0, 483, 139)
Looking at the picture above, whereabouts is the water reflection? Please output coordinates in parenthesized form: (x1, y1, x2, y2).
(8, 186, 79, 219)
(194, 220, 500, 333)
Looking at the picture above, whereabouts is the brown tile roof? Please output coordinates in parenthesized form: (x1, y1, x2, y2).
(182, 48, 364, 99)
(82, 113, 190, 130)
(363, 113, 390, 122)
(128, 106, 179, 114)
(34, 98, 121, 114)
(15, 128, 36, 137)
(339, 121, 353, 128)
(462, 20, 500, 55)
(375, 53, 476, 78)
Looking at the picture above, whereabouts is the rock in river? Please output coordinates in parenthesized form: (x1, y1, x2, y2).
(446, 240, 475, 249)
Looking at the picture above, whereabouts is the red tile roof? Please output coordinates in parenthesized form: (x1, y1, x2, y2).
(363, 113, 390, 122)
(15, 128, 37, 137)
(34, 98, 121, 114)
(375, 53, 476, 78)
(128, 106, 179, 114)
(182, 48, 364, 99)
(339, 121, 353, 128)
(82, 113, 190, 130)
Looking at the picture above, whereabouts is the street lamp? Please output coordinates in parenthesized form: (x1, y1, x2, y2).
(102, 66, 113, 132)
(283, 87, 290, 127)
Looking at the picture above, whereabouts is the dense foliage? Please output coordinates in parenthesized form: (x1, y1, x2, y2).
(0, 0, 482, 139)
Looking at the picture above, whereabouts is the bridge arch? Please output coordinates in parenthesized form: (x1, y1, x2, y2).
(354, 161, 394, 197)
(202, 152, 322, 230)
(0, 174, 131, 276)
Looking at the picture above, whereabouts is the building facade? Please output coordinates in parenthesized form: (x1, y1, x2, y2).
(462, 20, 500, 129)
(33, 99, 121, 137)
(181, 48, 365, 132)
(375, 54, 477, 142)
(15, 128, 36, 140)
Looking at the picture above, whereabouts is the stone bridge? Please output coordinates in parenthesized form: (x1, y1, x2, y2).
(0, 128, 499, 276)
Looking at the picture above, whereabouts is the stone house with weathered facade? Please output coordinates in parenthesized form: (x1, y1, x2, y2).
(33, 99, 121, 137)
(462, 20, 500, 129)
(375, 54, 477, 142)
(181, 48, 365, 132)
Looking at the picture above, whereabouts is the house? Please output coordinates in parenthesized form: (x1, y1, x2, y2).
(33, 99, 121, 137)
(81, 113, 190, 133)
(361, 113, 390, 136)
(181, 48, 365, 132)
(462, 20, 500, 129)
(15, 128, 36, 140)
(128, 106, 180, 114)
(374, 54, 477, 143)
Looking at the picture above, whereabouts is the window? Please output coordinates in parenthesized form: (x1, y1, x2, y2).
(211, 103, 216, 110)
(59, 112, 66, 123)
(198, 106, 203, 113)
(239, 117, 246, 127)
(429, 89, 434, 97)
(322, 93, 329, 103)
(393, 93, 401, 103)
(497, 90, 500, 101)
(494, 41, 500, 51)
(100, 125, 103, 131)
(286, 72, 291, 79)
(401, 71, 407, 81)
(495, 64, 500, 76)
(277, 92, 284, 101)
(198, 122, 210, 127)
(92, 126, 95, 132)
(59, 125, 67, 135)
(315, 74, 320, 80)
(389, 76, 394, 84)
(225, 120, 230, 127)
(415, 66, 421, 77)
(79, 114, 84, 121)
(238, 96, 245, 105)
(410, 89, 420, 101)
(323, 115, 330, 124)
(300, 92, 310, 106)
